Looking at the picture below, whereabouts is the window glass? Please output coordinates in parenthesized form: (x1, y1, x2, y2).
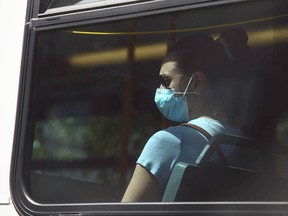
(25, 0, 288, 204)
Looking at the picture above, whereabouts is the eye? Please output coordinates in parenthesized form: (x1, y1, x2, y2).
(164, 76, 172, 86)
(159, 75, 172, 88)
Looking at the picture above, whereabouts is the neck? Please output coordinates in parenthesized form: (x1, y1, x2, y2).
(187, 88, 225, 122)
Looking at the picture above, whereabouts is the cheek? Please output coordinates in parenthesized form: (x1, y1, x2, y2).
(170, 78, 182, 91)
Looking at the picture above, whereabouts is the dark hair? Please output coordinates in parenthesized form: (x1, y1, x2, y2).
(219, 28, 252, 67)
(162, 29, 252, 82)
(162, 29, 253, 128)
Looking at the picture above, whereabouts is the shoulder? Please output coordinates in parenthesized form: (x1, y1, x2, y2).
(136, 127, 184, 186)
(188, 117, 243, 136)
(138, 123, 207, 165)
(137, 123, 209, 186)
(137, 125, 185, 167)
(144, 126, 183, 150)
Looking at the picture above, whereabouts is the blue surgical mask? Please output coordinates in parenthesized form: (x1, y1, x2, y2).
(154, 75, 196, 122)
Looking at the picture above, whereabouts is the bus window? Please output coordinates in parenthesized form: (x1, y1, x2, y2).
(11, 0, 288, 214)
(29, 18, 166, 203)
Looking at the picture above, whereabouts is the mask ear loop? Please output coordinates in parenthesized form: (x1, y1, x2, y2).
(174, 74, 197, 96)
(183, 74, 196, 96)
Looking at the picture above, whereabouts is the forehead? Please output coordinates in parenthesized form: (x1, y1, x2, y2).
(159, 61, 181, 76)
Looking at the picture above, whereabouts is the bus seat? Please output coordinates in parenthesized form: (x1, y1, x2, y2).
(162, 133, 264, 202)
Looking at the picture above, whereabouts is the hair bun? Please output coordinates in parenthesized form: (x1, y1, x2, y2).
(221, 28, 248, 44)
(217, 28, 252, 66)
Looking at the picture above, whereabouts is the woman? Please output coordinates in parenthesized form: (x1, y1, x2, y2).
(122, 29, 252, 202)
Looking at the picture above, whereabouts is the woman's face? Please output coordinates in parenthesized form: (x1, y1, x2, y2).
(159, 61, 188, 93)
(159, 61, 205, 119)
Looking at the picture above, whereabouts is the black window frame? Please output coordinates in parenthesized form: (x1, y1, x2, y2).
(10, 0, 288, 215)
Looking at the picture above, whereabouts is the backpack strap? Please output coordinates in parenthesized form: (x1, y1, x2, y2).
(180, 123, 228, 165)
(180, 123, 212, 140)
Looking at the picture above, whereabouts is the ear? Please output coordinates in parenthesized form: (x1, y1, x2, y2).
(191, 71, 207, 95)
